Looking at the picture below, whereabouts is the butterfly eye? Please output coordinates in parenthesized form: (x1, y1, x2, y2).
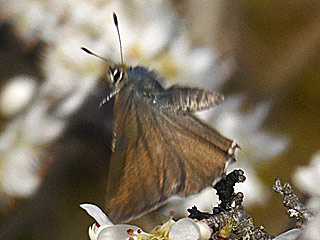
(109, 67, 124, 85)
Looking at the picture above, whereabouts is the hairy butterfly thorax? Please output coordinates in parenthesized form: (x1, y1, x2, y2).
(81, 13, 238, 223)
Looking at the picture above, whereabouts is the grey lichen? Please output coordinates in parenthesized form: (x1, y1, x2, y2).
(273, 178, 313, 225)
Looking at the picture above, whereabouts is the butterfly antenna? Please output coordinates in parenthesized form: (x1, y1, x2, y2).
(113, 13, 124, 65)
(81, 47, 110, 63)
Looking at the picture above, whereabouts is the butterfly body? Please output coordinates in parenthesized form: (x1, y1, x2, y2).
(117, 66, 224, 113)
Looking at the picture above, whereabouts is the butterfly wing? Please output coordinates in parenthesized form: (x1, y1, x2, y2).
(105, 85, 235, 223)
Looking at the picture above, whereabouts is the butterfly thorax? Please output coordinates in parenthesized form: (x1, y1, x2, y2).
(126, 66, 164, 95)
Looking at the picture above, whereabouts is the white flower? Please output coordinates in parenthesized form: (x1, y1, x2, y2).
(0, 0, 69, 41)
(0, 146, 40, 197)
(81, 204, 113, 226)
(169, 218, 211, 240)
(273, 229, 302, 240)
(0, 102, 65, 199)
(294, 151, 320, 202)
(151, 32, 227, 90)
(103, 0, 176, 63)
(81, 203, 140, 240)
(0, 75, 37, 117)
(208, 95, 288, 161)
(299, 214, 320, 240)
(81, 203, 211, 240)
(294, 151, 320, 240)
(41, 34, 102, 116)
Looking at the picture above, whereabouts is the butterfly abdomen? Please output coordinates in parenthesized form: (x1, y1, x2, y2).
(156, 87, 224, 112)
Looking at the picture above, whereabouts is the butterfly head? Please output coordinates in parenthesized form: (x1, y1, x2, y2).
(80, 46, 129, 93)
(106, 64, 128, 92)
(82, 13, 129, 94)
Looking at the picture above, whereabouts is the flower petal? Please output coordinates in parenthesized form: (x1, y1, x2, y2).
(169, 218, 201, 240)
(273, 229, 302, 240)
(96, 224, 141, 240)
(80, 203, 113, 226)
(195, 221, 211, 240)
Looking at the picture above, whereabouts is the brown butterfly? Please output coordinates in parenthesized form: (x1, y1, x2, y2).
(82, 13, 238, 223)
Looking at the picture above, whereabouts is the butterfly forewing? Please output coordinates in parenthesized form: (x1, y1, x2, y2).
(105, 78, 235, 223)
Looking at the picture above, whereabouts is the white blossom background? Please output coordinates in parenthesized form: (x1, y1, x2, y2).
(0, 0, 319, 239)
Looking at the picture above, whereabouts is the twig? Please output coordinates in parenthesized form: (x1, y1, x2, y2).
(273, 178, 313, 226)
(188, 169, 274, 239)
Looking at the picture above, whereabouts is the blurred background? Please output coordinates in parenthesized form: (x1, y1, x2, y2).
(0, 0, 320, 239)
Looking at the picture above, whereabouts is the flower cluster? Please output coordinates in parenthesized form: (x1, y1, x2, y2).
(81, 204, 211, 240)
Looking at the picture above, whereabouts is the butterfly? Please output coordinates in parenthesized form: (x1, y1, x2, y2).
(81, 13, 238, 223)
